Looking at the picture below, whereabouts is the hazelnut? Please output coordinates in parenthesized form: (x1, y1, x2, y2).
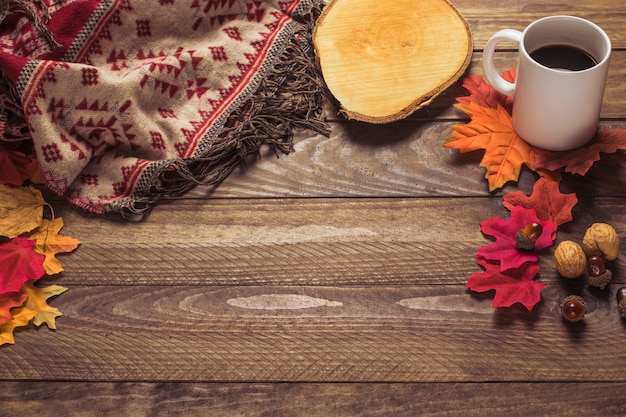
(582, 223, 620, 261)
(554, 240, 586, 279)
(560, 295, 586, 322)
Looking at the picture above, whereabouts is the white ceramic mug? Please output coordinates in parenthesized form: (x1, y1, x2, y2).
(482, 16, 611, 151)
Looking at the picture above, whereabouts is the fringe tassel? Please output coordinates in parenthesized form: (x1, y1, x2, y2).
(0, 0, 61, 49)
(0, 0, 60, 141)
(117, 1, 330, 218)
(0, 70, 29, 141)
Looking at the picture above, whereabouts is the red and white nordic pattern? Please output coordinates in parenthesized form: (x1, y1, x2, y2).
(0, 0, 310, 213)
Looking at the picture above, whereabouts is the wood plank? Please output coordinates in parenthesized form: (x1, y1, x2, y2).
(2, 0, 626, 412)
(191, 121, 511, 199)
(51, 197, 497, 285)
(50, 197, 626, 286)
(177, 120, 626, 200)
(1, 382, 625, 417)
(1, 283, 625, 381)
(452, 0, 626, 47)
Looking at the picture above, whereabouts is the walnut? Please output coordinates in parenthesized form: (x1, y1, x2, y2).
(582, 223, 620, 261)
(554, 240, 586, 279)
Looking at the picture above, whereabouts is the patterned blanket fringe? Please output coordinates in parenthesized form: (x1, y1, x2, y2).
(0, 70, 27, 140)
(0, 0, 60, 49)
(117, 2, 330, 218)
(0, 0, 58, 140)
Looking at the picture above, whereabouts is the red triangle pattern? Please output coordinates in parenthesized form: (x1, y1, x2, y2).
(24, 0, 303, 212)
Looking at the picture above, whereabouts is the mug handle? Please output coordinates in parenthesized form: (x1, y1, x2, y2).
(482, 29, 522, 97)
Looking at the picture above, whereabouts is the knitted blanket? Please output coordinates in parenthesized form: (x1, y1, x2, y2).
(0, 0, 328, 216)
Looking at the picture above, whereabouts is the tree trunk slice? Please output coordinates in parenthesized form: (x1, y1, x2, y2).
(313, 0, 473, 123)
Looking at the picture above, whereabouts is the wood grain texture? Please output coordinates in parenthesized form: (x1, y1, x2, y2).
(52, 197, 494, 285)
(314, 0, 472, 122)
(453, 0, 626, 47)
(1, 382, 625, 417)
(49, 196, 626, 287)
(4, 0, 626, 412)
(1, 283, 626, 382)
(186, 119, 626, 200)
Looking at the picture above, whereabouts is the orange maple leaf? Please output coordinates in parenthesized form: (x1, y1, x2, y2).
(24, 217, 80, 275)
(450, 72, 626, 186)
(0, 306, 36, 345)
(0, 292, 28, 325)
(445, 102, 537, 191)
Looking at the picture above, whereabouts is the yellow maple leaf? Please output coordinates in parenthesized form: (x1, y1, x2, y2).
(444, 102, 537, 191)
(0, 307, 36, 345)
(24, 217, 81, 275)
(0, 185, 46, 238)
(21, 281, 68, 329)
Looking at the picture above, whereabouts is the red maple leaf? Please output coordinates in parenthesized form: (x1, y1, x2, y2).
(0, 237, 46, 294)
(477, 206, 557, 271)
(534, 129, 626, 175)
(0, 141, 38, 186)
(467, 257, 545, 310)
(0, 291, 27, 325)
(503, 177, 578, 229)
(456, 69, 516, 112)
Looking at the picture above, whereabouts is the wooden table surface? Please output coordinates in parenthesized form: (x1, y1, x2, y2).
(3, 0, 626, 415)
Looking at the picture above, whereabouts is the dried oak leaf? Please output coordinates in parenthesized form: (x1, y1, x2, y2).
(0, 185, 46, 238)
(534, 129, 626, 175)
(0, 237, 46, 294)
(445, 102, 538, 191)
(0, 291, 27, 325)
(467, 257, 545, 310)
(21, 281, 67, 329)
(0, 306, 36, 345)
(24, 217, 80, 275)
(456, 69, 516, 112)
(503, 177, 578, 229)
(0, 142, 38, 186)
(477, 206, 557, 271)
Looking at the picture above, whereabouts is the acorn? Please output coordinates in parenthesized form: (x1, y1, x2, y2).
(617, 288, 626, 319)
(585, 255, 613, 289)
(560, 295, 587, 322)
(516, 222, 543, 251)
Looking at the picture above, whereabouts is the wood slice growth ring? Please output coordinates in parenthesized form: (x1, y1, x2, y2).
(313, 0, 473, 123)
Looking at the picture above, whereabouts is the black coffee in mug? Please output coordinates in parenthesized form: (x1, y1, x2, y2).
(530, 44, 598, 71)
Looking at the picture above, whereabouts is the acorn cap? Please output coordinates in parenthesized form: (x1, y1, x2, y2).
(619, 300, 626, 319)
(617, 288, 626, 319)
(560, 295, 587, 322)
(586, 269, 613, 289)
(515, 229, 535, 251)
